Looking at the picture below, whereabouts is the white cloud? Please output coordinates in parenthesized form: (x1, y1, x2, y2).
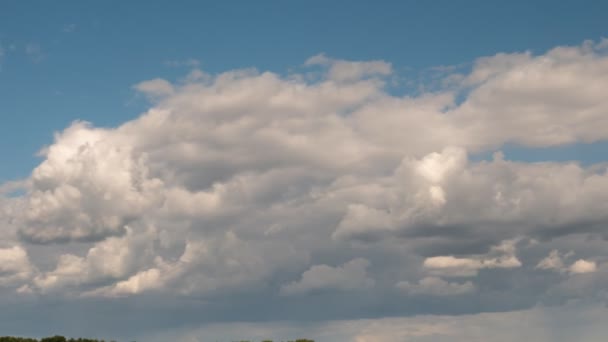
(332, 146, 608, 244)
(134, 78, 175, 98)
(454, 40, 608, 148)
(569, 259, 597, 274)
(536, 251, 598, 275)
(31, 226, 156, 293)
(423, 240, 522, 277)
(87, 268, 163, 297)
(16, 122, 164, 244)
(423, 256, 483, 277)
(0, 245, 34, 286)
(83, 230, 309, 298)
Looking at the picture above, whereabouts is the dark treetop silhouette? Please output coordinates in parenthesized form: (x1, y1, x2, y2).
(0, 337, 315, 342)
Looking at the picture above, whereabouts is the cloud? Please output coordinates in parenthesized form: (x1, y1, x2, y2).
(455, 40, 608, 148)
(396, 276, 475, 296)
(25, 43, 44, 63)
(164, 58, 201, 68)
(569, 259, 597, 274)
(134, 78, 175, 98)
(15, 122, 164, 244)
(0, 245, 34, 286)
(29, 226, 156, 294)
(536, 250, 597, 275)
(62, 24, 77, 33)
(1, 40, 608, 330)
(536, 250, 568, 272)
(332, 204, 393, 242)
(333, 145, 608, 245)
(281, 258, 374, 295)
(422, 240, 522, 277)
(136, 304, 608, 342)
(305, 54, 392, 82)
(423, 256, 484, 277)
(87, 268, 163, 297)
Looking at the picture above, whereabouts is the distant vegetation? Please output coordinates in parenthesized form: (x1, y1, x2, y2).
(0, 337, 315, 342)
(0, 338, 114, 342)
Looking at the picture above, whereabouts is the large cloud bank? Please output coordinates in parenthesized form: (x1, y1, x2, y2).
(1, 40, 608, 334)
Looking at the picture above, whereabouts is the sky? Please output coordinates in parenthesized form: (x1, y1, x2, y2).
(1, 1, 608, 341)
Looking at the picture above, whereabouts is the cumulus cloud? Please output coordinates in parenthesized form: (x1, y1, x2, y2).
(0, 245, 35, 286)
(81, 229, 309, 298)
(332, 204, 393, 242)
(333, 147, 608, 244)
(455, 40, 608, 148)
(87, 268, 163, 297)
(536, 250, 598, 275)
(422, 240, 522, 277)
(15, 122, 164, 244)
(569, 259, 597, 274)
(29, 226, 156, 294)
(423, 256, 484, 277)
(280, 258, 374, 295)
(0, 40, 607, 327)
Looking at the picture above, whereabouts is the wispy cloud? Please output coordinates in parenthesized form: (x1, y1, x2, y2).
(25, 43, 45, 63)
(164, 58, 200, 68)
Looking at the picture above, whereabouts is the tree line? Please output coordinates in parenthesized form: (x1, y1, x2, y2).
(0, 338, 114, 342)
(0, 337, 315, 342)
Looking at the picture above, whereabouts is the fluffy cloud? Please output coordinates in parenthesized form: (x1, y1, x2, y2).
(569, 259, 597, 274)
(0, 245, 34, 286)
(536, 250, 598, 275)
(455, 39, 608, 148)
(89, 268, 163, 297)
(80, 229, 308, 298)
(333, 147, 608, 244)
(422, 256, 483, 277)
(0, 40, 607, 330)
(29, 226, 156, 294)
(16, 123, 163, 244)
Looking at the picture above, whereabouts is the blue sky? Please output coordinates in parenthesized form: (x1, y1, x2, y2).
(1, 0, 608, 181)
(2, 2, 608, 341)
